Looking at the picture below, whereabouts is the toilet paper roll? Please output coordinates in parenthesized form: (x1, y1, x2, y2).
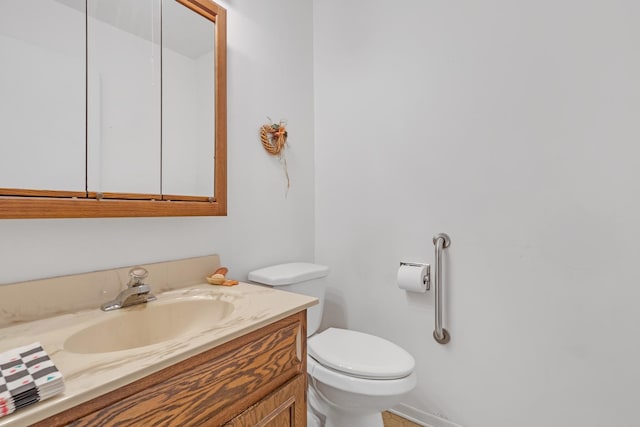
(397, 263, 427, 293)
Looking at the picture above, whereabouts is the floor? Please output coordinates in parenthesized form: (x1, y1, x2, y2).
(382, 411, 422, 427)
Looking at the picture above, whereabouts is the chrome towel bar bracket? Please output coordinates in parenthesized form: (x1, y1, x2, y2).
(433, 233, 451, 344)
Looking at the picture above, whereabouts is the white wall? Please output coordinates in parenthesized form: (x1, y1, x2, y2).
(314, 1, 640, 426)
(0, 0, 315, 284)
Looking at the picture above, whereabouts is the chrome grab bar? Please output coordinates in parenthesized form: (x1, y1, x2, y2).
(433, 233, 451, 344)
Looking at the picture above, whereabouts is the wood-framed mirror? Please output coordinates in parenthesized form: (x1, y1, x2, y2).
(0, 0, 226, 218)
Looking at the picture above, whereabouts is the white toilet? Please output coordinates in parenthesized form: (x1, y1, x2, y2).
(248, 263, 417, 427)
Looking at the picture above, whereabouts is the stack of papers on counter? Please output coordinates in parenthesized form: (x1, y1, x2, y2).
(0, 342, 64, 418)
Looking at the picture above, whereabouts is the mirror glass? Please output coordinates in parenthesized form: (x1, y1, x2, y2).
(162, 0, 215, 198)
(87, 0, 162, 196)
(0, 0, 85, 193)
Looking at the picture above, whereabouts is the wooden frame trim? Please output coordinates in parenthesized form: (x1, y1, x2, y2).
(87, 192, 163, 200)
(0, 196, 224, 219)
(0, 188, 86, 198)
(0, 0, 227, 219)
(161, 194, 213, 202)
(176, 0, 226, 23)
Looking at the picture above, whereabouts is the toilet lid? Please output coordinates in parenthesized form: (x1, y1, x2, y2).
(308, 328, 415, 380)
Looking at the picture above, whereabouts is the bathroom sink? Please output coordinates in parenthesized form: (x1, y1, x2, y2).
(64, 297, 234, 354)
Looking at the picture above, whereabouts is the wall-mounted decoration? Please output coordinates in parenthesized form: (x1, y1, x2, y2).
(260, 119, 290, 193)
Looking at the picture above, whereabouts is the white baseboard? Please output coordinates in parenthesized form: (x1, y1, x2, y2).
(390, 404, 464, 427)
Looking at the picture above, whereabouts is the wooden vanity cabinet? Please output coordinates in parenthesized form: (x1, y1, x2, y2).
(34, 311, 307, 427)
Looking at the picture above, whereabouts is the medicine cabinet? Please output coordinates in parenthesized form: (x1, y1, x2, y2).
(0, 0, 226, 218)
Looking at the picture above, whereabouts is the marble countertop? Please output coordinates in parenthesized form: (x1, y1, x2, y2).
(0, 283, 316, 426)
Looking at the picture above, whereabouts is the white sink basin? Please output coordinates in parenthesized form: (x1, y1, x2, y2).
(64, 297, 234, 354)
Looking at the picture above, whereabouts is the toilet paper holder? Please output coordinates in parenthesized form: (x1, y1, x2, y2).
(399, 262, 431, 290)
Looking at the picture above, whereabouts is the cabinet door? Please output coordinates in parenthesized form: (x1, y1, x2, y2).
(86, 0, 162, 197)
(224, 374, 306, 427)
(0, 0, 85, 193)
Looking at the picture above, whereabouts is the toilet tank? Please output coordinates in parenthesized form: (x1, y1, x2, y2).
(248, 263, 329, 336)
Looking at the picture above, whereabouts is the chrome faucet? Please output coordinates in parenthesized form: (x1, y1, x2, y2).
(101, 267, 157, 311)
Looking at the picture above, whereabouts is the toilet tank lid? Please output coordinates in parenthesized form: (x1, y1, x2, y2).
(248, 262, 329, 286)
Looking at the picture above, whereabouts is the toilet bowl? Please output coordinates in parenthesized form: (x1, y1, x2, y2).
(307, 406, 322, 427)
(248, 263, 417, 427)
(307, 327, 417, 427)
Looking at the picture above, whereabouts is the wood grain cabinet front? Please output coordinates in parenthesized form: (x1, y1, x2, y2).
(224, 374, 306, 427)
(34, 311, 307, 427)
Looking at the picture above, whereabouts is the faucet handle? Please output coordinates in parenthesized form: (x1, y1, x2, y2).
(127, 266, 149, 287)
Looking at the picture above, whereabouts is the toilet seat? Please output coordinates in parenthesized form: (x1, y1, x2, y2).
(308, 356, 417, 397)
(308, 328, 415, 380)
